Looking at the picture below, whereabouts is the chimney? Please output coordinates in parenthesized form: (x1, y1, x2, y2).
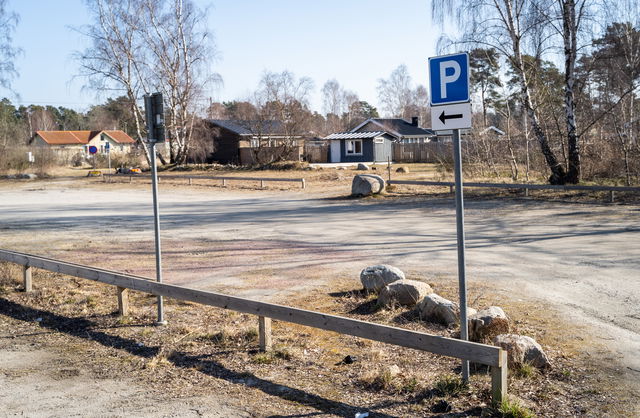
(411, 116, 419, 127)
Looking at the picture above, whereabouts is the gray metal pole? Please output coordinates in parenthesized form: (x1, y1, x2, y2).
(149, 142, 166, 325)
(452, 128, 470, 382)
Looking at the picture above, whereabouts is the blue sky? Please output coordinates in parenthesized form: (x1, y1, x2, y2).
(5, 0, 441, 113)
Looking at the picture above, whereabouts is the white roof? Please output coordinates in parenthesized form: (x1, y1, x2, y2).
(324, 131, 386, 140)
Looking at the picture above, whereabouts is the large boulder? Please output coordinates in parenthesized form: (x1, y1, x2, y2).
(418, 294, 476, 327)
(378, 280, 433, 307)
(493, 334, 550, 369)
(468, 306, 510, 342)
(351, 174, 385, 196)
(356, 163, 370, 171)
(360, 264, 405, 292)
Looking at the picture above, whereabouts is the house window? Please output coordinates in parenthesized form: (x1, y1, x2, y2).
(250, 139, 259, 147)
(374, 138, 384, 144)
(346, 139, 363, 155)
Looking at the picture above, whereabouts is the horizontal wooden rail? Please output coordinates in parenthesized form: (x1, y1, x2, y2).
(389, 180, 640, 202)
(103, 174, 306, 189)
(0, 248, 506, 404)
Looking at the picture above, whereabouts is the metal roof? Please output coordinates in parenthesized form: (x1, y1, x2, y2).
(351, 118, 436, 137)
(324, 131, 386, 140)
(208, 119, 287, 136)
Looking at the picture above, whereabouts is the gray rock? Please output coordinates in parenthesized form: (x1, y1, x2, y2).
(468, 306, 510, 342)
(493, 334, 551, 369)
(378, 279, 433, 307)
(360, 264, 405, 292)
(351, 174, 385, 196)
(418, 294, 476, 326)
(418, 294, 459, 326)
(356, 163, 370, 171)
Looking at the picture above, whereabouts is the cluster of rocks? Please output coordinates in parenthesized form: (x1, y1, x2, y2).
(359, 264, 550, 369)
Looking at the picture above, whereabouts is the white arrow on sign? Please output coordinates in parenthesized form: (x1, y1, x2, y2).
(430, 102, 472, 131)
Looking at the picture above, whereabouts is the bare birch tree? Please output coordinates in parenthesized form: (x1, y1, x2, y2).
(433, 0, 569, 183)
(76, 0, 218, 165)
(322, 78, 347, 132)
(138, 0, 220, 164)
(76, 0, 152, 162)
(0, 0, 19, 92)
(377, 65, 414, 118)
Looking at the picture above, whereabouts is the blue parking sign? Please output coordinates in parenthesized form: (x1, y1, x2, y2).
(429, 52, 470, 105)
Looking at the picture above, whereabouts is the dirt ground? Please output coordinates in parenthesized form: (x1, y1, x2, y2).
(0, 168, 639, 416)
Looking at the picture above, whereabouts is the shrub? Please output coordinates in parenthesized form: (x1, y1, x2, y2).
(499, 398, 536, 418)
(434, 374, 467, 397)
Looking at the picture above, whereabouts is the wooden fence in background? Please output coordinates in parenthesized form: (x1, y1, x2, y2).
(103, 174, 306, 189)
(388, 180, 640, 202)
(392, 143, 452, 163)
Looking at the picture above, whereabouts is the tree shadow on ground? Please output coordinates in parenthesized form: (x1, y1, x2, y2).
(0, 298, 405, 417)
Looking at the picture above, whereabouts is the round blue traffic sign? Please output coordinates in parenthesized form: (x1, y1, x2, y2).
(89, 146, 98, 154)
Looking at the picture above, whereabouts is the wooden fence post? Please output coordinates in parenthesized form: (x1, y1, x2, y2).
(260, 180, 265, 189)
(259, 316, 272, 352)
(609, 190, 615, 203)
(449, 185, 454, 194)
(23, 265, 32, 292)
(301, 179, 306, 189)
(129, 175, 132, 184)
(117, 286, 129, 316)
(524, 188, 529, 197)
(491, 349, 508, 407)
(188, 177, 192, 186)
(222, 178, 227, 187)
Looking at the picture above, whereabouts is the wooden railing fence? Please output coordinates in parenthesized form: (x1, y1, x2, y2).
(0, 248, 507, 405)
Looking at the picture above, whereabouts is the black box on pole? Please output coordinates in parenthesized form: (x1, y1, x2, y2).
(144, 92, 165, 143)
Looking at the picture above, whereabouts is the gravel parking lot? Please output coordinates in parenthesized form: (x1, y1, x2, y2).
(1, 176, 639, 413)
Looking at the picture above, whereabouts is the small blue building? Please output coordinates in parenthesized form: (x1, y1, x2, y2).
(325, 131, 394, 163)
(325, 117, 436, 163)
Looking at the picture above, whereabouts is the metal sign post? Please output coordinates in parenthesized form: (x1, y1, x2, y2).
(429, 52, 471, 382)
(149, 140, 165, 325)
(452, 128, 469, 381)
(144, 92, 166, 326)
(106, 142, 111, 172)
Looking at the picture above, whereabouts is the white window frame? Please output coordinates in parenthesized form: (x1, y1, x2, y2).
(345, 139, 363, 156)
(250, 138, 259, 148)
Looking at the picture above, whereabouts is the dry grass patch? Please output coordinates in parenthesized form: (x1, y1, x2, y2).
(0, 265, 637, 417)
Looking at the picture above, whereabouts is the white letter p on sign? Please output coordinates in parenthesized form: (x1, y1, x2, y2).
(439, 60, 461, 99)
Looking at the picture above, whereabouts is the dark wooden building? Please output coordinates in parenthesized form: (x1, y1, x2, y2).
(208, 120, 303, 165)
